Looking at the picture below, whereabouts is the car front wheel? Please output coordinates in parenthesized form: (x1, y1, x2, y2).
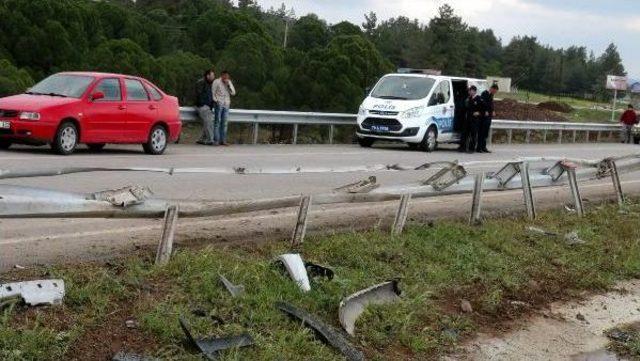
(143, 125, 168, 155)
(52, 121, 78, 155)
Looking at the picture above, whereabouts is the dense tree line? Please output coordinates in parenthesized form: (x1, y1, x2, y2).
(0, 0, 627, 112)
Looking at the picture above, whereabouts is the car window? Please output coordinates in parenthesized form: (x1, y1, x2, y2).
(125, 79, 150, 101)
(429, 81, 451, 106)
(27, 74, 94, 98)
(145, 83, 163, 101)
(93, 78, 121, 101)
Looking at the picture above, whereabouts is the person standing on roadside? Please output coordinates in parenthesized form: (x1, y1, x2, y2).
(212, 70, 236, 146)
(620, 104, 638, 144)
(459, 85, 484, 153)
(477, 84, 499, 153)
(195, 69, 216, 145)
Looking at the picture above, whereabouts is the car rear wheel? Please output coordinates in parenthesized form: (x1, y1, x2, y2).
(87, 143, 106, 152)
(358, 137, 375, 148)
(0, 139, 11, 150)
(421, 126, 438, 152)
(143, 125, 168, 155)
(52, 121, 78, 155)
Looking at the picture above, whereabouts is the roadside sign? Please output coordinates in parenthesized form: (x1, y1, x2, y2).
(606, 75, 628, 90)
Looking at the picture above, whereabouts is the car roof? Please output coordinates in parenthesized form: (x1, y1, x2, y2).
(58, 71, 148, 81)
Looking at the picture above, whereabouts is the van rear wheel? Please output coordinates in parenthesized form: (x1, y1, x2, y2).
(421, 127, 438, 152)
(358, 137, 375, 148)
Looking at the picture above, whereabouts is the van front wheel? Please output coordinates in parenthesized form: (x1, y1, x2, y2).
(358, 137, 375, 148)
(421, 127, 438, 152)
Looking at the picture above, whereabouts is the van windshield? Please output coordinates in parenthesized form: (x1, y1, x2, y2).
(370, 76, 436, 100)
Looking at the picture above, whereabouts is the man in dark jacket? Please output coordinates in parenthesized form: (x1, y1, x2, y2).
(620, 104, 638, 144)
(459, 85, 484, 153)
(195, 69, 216, 145)
(477, 84, 499, 153)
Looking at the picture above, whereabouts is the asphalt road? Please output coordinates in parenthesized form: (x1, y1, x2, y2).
(1, 142, 639, 270)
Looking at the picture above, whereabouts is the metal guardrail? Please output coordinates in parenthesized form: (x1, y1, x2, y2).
(179, 107, 624, 145)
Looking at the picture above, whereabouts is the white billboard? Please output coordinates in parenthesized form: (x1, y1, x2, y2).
(606, 75, 628, 91)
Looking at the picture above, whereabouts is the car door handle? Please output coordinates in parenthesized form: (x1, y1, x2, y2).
(118, 105, 126, 110)
(148, 105, 157, 110)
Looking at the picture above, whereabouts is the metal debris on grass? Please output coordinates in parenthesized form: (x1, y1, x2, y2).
(179, 316, 254, 360)
(276, 302, 365, 361)
(218, 274, 245, 298)
(338, 280, 402, 336)
(526, 226, 559, 237)
(0, 279, 65, 306)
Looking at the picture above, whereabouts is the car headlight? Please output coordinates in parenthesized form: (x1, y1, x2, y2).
(401, 106, 425, 119)
(19, 111, 40, 121)
(358, 107, 367, 116)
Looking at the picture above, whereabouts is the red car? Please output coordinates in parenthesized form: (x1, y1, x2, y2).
(0, 72, 181, 155)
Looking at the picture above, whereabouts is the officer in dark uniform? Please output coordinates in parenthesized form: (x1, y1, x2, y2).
(477, 84, 499, 153)
(460, 85, 484, 153)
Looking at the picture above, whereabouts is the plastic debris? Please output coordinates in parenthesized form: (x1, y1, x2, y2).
(219, 274, 245, 298)
(276, 302, 365, 361)
(179, 316, 254, 360)
(338, 280, 402, 336)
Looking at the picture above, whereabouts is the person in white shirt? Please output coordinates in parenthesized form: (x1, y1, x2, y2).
(212, 71, 236, 146)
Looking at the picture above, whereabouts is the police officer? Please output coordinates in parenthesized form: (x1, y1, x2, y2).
(460, 85, 484, 153)
(477, 84, 499, 153)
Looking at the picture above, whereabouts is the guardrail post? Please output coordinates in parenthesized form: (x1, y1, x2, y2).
(488, 129, 493, 146)
(252, 123, 259, 144)
(558, 129, 563, 144)
(391, 194, 412, 235)
(292, 124, 298, 145)
(155, 205, 179, 265)
(469, 172, 485, 225)
(566, 167, 584, 217)
(329, 124, 335, 144)
(542, 129, 547, 143)
(291, 195, 312, 246)
(608, 159, 625, 207)
(525, 130, 531, 144)
(521, 162, 536, 220)
(572, 130, 577, 143)
(585, 130, 590, 142)
(597, 131, 602, 142)
(609, 131, 614, 140)
(507, 129, 513, 144)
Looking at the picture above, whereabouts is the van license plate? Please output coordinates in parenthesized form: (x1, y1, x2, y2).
(371, 125, 389, 132)
(0, 121, 9, 129)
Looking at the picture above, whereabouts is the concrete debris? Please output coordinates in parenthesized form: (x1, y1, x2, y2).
(564, 231, 586, 245)
(125, 319, 138, 329)
(334, 176, 379, 193)
(91, 186, 152, 207)
(276, 302, 365, 361)
(527, 226, 559, 237)
(576, 313, 586, 322)
(112, 352, 160, 361)
(339, 280, 402, 336)
(179, 316, 254, 360)
(0, 279, 65, 306)
(461, 299, 473, 313)
(219, 274, 245, 298)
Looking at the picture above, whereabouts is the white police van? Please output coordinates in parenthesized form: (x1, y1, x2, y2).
(356, 70, 487, 151)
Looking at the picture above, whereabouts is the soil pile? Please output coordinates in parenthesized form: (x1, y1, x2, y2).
(495, 99, 569, 122)
(537, 101, 574, 113)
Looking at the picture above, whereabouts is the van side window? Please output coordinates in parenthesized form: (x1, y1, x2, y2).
(429, 81, 451, 106)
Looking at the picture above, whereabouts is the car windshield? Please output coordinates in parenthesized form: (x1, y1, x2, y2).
(370, 76, 436, 100)
(27, 74, 95, 98)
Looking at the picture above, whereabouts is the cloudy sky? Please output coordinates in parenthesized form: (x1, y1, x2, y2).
(255, 0, 640, 77)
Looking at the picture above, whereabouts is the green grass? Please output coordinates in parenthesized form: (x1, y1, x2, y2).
(497, 90, 610, 109)
(607, 323, 640, 360)
(3, 201, 640, 360)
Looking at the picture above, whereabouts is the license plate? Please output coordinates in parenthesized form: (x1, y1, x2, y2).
(0, 121, 9, 129)
(371, 125, 389, 132)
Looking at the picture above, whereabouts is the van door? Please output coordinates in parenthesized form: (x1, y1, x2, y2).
(426, 80, 454, 140)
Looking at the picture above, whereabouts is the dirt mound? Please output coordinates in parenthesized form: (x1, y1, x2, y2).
(495, 99, 569, 122)
(537, 101, 574, 113)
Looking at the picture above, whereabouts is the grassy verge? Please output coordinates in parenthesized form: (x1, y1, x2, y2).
(2, 201, 640, 360)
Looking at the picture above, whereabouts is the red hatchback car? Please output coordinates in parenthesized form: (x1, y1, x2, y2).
(0, 72, 181, 155)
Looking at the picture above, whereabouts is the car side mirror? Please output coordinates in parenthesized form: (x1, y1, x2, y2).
(91, 92, 105, 101)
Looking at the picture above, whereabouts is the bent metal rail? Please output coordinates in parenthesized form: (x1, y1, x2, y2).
(179, 107, 623, 145)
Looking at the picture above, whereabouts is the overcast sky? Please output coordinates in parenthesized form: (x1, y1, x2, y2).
(254, 0, 640, 77)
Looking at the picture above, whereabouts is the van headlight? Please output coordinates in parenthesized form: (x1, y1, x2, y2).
(19, 111, 40, 121)
(401, 106, 425, 119)
(358, 107, 367, 116)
